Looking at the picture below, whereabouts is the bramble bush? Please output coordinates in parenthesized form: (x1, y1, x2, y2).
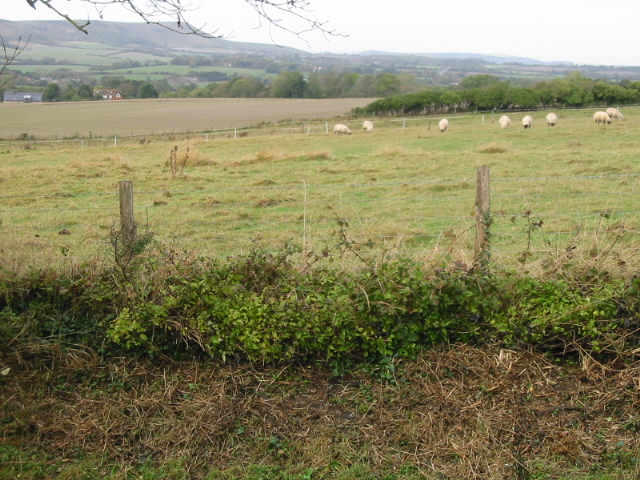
(1, 242, 638, 367)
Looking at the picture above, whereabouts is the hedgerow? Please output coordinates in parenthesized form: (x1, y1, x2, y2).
(1, 246, 638, 367)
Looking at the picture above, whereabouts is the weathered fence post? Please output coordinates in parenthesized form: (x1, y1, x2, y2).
(118, 181, 137, 246)
(475, 166, 491, 269)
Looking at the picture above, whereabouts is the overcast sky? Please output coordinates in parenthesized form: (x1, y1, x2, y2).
(2, 0, 637, 66)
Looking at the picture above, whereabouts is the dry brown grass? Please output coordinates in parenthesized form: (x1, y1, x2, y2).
(478, 142, 508, 154)
(2, 344, 639, 478)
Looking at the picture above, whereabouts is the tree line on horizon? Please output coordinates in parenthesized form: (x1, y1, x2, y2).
(356, 72, 640, 116)
(4, 70, 640, 113)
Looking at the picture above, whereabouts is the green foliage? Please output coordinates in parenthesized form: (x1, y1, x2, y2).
(138, 83, 158, 99)
(202, 76, 267, 98)
(76, 83, 94, 100)
(488, 276, 622, 346)
(3, 240, 637, 367)
(460, 74, 505, 89)
(42, 83, 61, 102)
(271, 71, 306, 98)
(358, 71, 640, 116)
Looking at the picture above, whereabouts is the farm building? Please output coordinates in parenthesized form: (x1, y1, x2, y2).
(93, 88, 124, 100)
(3, 92, 43, 103)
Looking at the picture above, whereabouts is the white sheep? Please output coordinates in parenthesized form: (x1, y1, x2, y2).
(333, 124, 352, 135)
(498, 115, 511, 129)
(593, 111, 611, 124)
(438, 118, 449, 132)
(606, 107, 624, 120)
(545, 112, 558, 127)
(522, 115, 534, 129)
(362, 120, 374, 132)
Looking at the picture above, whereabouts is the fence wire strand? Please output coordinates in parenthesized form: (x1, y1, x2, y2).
(2, 172, 639, 265)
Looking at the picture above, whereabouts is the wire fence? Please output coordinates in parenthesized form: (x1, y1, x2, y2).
(1, 103, 636, 149)
(2, 169, 639, 270)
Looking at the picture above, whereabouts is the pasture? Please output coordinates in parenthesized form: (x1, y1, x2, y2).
(3, 102, 640, 480)
(1, 102, 639, 273)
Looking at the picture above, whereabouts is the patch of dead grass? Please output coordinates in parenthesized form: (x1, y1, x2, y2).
(2, 344, 638, 478)
(478, 142, 508, 154)
(372, 146, 423, 158)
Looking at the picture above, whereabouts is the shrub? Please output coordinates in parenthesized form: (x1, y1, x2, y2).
(2, 246, 637, 367)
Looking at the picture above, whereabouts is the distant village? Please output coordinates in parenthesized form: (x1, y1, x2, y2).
(3, 88, 124, 103)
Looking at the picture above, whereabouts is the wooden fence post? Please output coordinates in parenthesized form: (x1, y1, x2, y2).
(475, 166, 491, 269)
(118, 181, 137, 246)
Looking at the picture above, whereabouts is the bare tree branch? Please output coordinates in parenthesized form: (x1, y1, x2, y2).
(35, 0, 92, 34)
(23, 0, 340, 41)
(0, 35, 30, 88)
(244, 0, 340, 46)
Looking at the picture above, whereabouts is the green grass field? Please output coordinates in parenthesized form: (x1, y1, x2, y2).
(99, 64, 267, 76)
(2, 101, 639, 480)
(1, 103, 639, 272)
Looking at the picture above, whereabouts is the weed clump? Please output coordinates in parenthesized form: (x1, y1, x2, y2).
(478, 142, 507, 154)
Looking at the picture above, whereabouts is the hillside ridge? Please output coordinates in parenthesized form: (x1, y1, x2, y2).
(3, 19, 565, 64)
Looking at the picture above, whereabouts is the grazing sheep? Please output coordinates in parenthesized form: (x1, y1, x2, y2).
(606, 107, 624, 119)
(546, 112, 558, 127)
(438, 118, 449, 132)
(498, 115, 511, 129)
(333, 124, 352, 135)
(593, 111, 612, 124)
(362, 120, 374, 132)
(522, 115, 534, 129)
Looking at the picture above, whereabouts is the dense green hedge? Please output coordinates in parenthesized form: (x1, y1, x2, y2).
(355, 73, 640, 116)
(1, 249, 639, 367)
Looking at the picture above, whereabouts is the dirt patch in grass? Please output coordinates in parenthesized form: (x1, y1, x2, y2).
(1, 344, 639, 479)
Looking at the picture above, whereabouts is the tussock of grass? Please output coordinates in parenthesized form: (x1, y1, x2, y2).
(255, 198, 280, 207)
(254, 179, 277, 186)
(372, 145, 421, 158)
(478, 142, 507, 153)
(319, 167, 343, 174)
(198, 197, 222, 205)
(302, 149, 333, 160)
(233, 149, 333, 166)
(230, 148, 289, 166)
(192, 158, 218, 166)
(254, 148, 281, 162)
(427, 181, 472, 192)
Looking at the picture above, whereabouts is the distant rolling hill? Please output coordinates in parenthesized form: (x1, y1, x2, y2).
(0, 19, 306, 57)
(359, 50, 573, 66)
(2, 19, 575, 65)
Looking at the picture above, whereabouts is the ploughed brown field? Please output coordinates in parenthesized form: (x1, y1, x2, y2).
(0, 97, 377, 138)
